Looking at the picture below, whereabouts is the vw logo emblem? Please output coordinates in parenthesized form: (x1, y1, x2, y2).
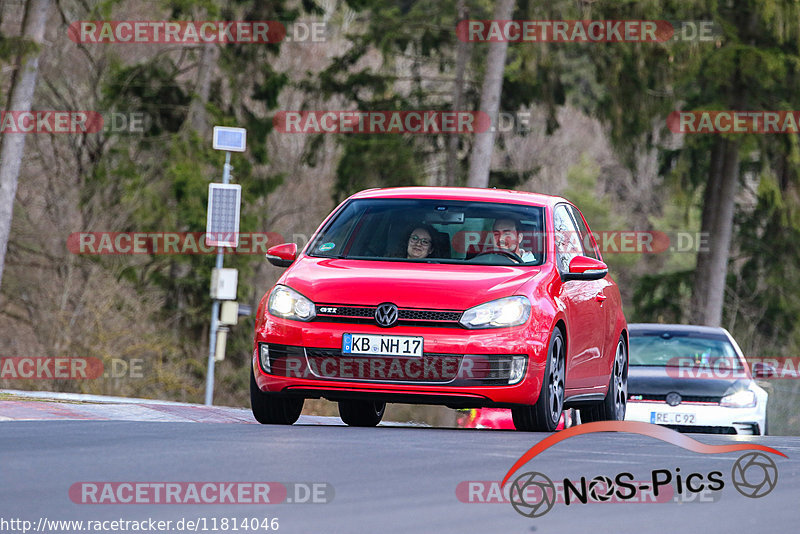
(666, 392, 682, 406)
(375, 303, 398, 327)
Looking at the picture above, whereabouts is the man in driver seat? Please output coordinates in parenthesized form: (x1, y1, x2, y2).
(492, 218, 536, 262)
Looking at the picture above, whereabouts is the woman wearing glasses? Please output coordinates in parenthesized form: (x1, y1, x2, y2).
(401, 224, 440, 259)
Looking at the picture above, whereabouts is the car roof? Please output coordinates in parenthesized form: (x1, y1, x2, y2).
(348, 186, 569, 207)
(628, 323, 729, 336)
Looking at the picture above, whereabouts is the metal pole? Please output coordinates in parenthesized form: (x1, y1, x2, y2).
(204, 151, 232, 405)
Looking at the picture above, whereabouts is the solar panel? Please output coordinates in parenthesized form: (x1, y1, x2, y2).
(206, 183, 241, 247)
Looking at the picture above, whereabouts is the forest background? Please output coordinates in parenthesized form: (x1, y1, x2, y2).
(1, 0, 799, 433)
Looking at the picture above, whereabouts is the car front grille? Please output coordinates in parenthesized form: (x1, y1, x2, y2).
(313, 304, 462, 328)
(266, 344, 515, 386)
(629, 394, 721, 405)
(664, 425, 737, 435)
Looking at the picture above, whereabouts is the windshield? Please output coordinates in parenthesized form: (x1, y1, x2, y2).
(306, 198, 546, 265)
(629, 331, 744, 370)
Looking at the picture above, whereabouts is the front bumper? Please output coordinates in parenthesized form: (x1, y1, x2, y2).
(252, 315, 550, 407)
(625, 400, 766, 435)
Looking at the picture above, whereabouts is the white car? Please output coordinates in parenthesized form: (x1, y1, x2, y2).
(625, 324, 768, 435)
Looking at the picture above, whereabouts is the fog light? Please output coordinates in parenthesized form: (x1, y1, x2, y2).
(259, 343, 271, 373)
(509, 356, 527, 384)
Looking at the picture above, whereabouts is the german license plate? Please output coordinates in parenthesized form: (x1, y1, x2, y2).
(342, 333, 423, 357)
(651, 412, 696, 425)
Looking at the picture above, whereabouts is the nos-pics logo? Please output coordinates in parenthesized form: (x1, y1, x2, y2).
(502, 421, 784, 518)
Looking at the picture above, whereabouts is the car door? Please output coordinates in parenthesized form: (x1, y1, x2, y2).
(554, 204, 608, 390)
(568, 204, 615, 372)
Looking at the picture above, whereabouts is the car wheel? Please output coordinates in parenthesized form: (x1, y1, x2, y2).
(512, 328, 565, 432)
(338, 400, 386, 427)
(581, 334, 627, 422)
(250, 366, 304, 425)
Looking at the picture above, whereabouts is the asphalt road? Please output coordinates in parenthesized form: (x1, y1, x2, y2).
(2, 418, 799, 534)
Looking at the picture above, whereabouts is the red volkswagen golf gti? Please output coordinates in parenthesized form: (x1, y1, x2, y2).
(252, 187, 628, 431)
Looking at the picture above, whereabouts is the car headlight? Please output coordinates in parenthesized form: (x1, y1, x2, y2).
(268, 285, 316, 321)
(720, 389, 756, 408)
(459, 296, 531, 329)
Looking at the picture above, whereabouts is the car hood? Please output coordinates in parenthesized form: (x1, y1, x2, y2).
(628, 366, 750, 400)
(281, 257, 542, 310)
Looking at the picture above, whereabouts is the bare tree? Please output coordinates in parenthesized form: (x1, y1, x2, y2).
(466, 0, 514, 188)
(0, 0, 52, 289)
(690, 138, 741, 326)
(186, 43, 219, 137)
(445, 0, 470, 187)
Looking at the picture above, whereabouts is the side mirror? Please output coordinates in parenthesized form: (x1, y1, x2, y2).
(751, 361, 777, 379)
(266, 243, 297, 268)
(562, 256, 608, 282)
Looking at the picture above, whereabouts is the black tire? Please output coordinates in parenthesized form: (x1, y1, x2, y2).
(512, 328, 565, 432)
(250, 366, 303, 425)
(581, 334, 627, 423)
(338, 400, 386, 427)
